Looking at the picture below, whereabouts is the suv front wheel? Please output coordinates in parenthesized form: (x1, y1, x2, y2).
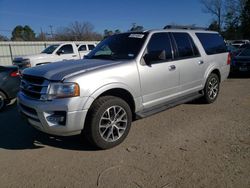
(84, 96, 132, 149)
(202, 73, 220, 104)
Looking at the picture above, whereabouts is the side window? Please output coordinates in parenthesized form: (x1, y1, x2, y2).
(58, 44, 74, 54)
(145, 33, 173, 63)
(88, 45, 95, 50)
(196, 33, 227, 55)
(172, 32, 198, 59)
(78, 45, 87, 51)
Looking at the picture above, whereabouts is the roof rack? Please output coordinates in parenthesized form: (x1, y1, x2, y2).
(163, 25, 207, 30)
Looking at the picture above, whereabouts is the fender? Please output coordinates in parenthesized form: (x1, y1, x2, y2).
(82, 82, 141, 110)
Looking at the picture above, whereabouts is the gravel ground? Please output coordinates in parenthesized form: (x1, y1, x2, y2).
(0, 77, 250, 188)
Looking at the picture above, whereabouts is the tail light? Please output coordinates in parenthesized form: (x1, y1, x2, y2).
(227, 53, 231, 65)
(10, 70, 20, 77)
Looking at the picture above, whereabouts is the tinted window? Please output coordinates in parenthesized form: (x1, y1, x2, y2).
(87, 33, 148, 60)
(88, 45, 95, 50)
(58, 44, 74, 54)
(196, 33, 227, 55)
(146, 33, 172, 62)
(172, 33, 196, 58)
(78, 45, 87, 51)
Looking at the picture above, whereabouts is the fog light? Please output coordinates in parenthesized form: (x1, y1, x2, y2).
(46, 111, 66, 125)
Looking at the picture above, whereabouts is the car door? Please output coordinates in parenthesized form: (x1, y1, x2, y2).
(171, 32, 205, 94)
(55, 44, 78, 61)
(138, 32, 180, 109)
(78, 44, 88, 58)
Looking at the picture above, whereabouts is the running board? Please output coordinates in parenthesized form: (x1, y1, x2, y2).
(136, 92, 203, 119)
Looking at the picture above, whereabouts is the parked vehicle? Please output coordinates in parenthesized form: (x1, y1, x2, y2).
(230, 40, 249, 48)
(78, 43, 96, 58)
(230, 45, 250, 73)
(12, 42, 96, 69)
(0, 66, 20, 111)
(18, 29, 230, 149)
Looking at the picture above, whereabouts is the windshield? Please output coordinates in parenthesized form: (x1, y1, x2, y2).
(41, 45, 59, 54)
(238, 47, 250, 56)
(86, 33, 148, 60)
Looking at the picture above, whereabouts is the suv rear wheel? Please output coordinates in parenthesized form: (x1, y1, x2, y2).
(84, 96, 132, 149)
(202, 73, 220, 104)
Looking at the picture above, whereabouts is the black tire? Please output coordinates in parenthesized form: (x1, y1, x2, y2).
(84, 96, 132, 149)
(0, 91, 6, 111)
(202, 73, 220, 104)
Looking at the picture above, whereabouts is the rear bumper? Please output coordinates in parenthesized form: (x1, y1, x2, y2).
(230, 65, 250, 73)
(18, 92, 89, 136)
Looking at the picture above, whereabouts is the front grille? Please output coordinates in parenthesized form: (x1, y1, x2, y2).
(19, 103, 40, 122)
(20, 103, 37, 115)
(20, 74, 49, 100)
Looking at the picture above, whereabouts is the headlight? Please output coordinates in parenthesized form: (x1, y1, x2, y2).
(41, 82, 80, 100)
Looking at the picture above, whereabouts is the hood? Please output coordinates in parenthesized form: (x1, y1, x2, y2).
(14, 54, 51, 61)
(22, 59, 122, 81)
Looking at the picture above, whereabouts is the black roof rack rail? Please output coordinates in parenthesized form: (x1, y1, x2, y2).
(163, 25, 208, 30)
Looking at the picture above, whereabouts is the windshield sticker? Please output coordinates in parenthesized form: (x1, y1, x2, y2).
(129, 34, 145, 39)
(128, 54, 134, 57)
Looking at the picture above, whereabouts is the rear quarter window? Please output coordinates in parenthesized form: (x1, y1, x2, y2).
(196, 33, 227, 55)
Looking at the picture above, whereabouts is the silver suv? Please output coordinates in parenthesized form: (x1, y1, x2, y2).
(18, 28, 230, 149)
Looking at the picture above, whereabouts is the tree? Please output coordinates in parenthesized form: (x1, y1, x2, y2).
(208, 21, 220, 31)
(11, 25, 23, 41)
(103, 29, 113, 38)
(11, 25, 35, 41)
(55, 21, 102, 41)
(23, 25, 35, 40)
(130, 23, 144, 32)
(0, 34, 8, 41)
(241, 0, 250, 39)
(200, 0, 224, 32)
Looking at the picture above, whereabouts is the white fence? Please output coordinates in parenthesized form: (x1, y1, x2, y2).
(0, 41, 99, 66)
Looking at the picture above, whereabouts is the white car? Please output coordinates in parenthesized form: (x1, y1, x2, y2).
(13, 42, 96, 68)
(78, 43, 96, 58)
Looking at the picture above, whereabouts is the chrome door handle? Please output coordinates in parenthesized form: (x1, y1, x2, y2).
(169, 65, 176, 71)
(198, 60, 204, 65)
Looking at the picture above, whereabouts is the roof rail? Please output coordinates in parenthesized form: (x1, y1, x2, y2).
(164, 25, 207, 30)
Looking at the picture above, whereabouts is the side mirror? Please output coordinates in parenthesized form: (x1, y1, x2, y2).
(143, 50, 165, 65)
(56, 50, 64, 56)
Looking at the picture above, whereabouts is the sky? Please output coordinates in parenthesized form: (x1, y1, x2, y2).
(0, 0, 212, 37)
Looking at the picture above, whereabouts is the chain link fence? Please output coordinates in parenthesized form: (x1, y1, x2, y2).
(0, 41, 98, 66)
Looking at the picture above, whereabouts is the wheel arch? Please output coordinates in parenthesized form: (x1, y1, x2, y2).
(84, 84, 137, 120)
(204, 65, 221, 84)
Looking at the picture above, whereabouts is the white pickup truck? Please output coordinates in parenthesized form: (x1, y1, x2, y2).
(12, 42, 96, 68)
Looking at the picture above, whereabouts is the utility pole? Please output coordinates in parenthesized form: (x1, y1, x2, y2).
(40, 27, 46, 41)
(49, 25, 54, 40)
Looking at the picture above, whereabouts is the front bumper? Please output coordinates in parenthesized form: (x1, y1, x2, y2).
(18, 92, 89, 136)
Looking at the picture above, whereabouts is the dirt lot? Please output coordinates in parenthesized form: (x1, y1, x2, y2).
(0, 76, 250, 188)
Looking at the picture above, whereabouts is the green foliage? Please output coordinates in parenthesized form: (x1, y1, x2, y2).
(208, 21, 220, 31)
(130, 23, 144, 32)
(11, 25, 35, 41)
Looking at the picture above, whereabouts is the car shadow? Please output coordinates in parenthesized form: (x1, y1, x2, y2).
(0, 105, 97, 151)
(228, 72, 250, 79)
